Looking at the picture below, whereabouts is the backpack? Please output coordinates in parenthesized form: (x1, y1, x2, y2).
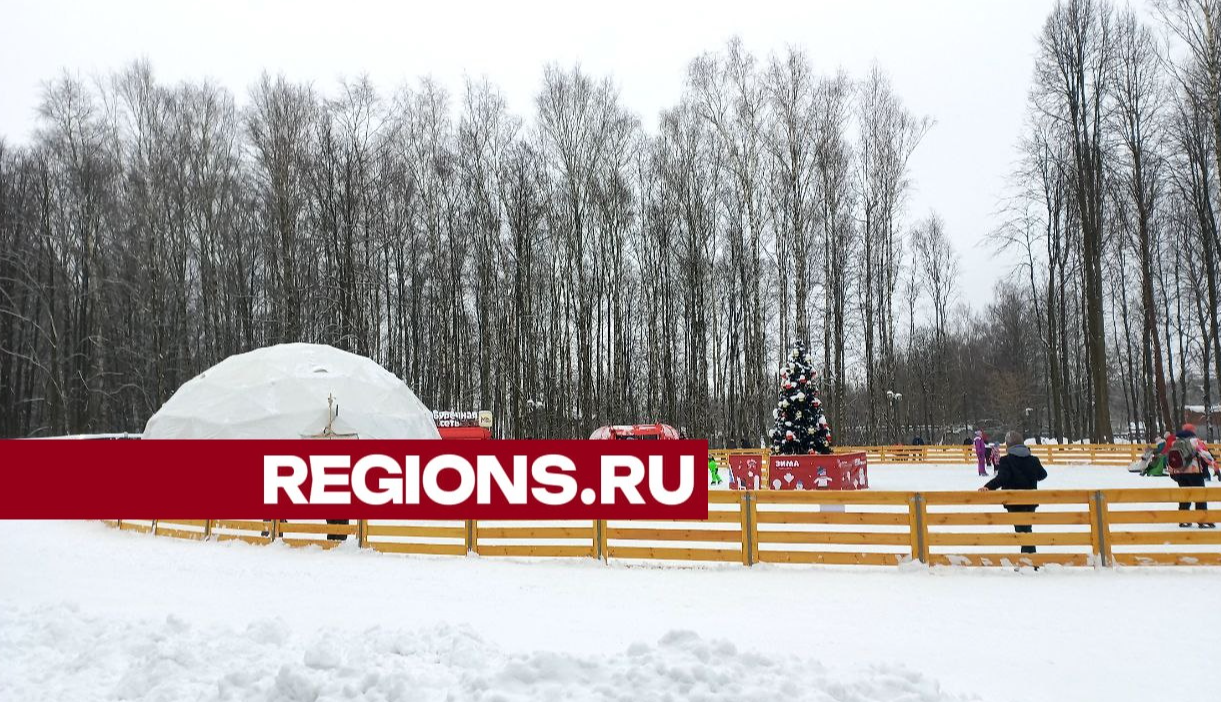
(1167, 437, 1200, 475)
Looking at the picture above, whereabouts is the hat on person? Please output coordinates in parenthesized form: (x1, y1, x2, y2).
(1005, 430, 1024, 447)
(1183, 423, 1197, 434)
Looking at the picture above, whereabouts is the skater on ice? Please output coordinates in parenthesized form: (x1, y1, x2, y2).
(979, 431, 1047, 554)
(973, 430, 988, 476)
(1166, 424, 1217, 528)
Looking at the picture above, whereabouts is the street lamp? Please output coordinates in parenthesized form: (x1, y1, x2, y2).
(886, 390, 903, 444)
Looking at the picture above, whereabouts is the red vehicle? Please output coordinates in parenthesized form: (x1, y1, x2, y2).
(588, 423, 682, 440)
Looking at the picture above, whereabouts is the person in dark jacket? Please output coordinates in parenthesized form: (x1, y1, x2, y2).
(979, 431, 1048, 554)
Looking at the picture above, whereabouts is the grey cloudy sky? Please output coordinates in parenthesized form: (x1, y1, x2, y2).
(1, 0, 1059, 307)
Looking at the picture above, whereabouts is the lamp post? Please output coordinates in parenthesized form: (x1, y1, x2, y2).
(886, 390, 903, 444)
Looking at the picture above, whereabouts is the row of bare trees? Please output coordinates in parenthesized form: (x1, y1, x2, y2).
(2, 7, 1219, 444)
(991, 0, 1221, 444)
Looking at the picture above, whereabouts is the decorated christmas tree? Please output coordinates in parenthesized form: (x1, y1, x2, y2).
(770, 341, 833, 455)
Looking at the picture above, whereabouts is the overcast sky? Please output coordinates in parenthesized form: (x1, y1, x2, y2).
(1, 0, 1059, 307)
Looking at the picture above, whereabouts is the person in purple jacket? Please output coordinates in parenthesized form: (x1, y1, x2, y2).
(973, 430, 988, 477)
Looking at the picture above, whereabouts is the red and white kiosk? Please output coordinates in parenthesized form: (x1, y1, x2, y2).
(433, 410, 493, 440)
(588, 423, 682, 440)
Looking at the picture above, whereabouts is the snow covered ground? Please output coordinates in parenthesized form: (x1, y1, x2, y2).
(2, 464, 1219, 702)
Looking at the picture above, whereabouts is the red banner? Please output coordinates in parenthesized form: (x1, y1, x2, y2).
(768, 453, 869, 490)
(727, 454, 766, 490)
(0, 440, 708, 519)
(727, 452, 869, 491)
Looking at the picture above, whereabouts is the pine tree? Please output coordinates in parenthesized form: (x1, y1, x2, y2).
(770, 341, 833, 455)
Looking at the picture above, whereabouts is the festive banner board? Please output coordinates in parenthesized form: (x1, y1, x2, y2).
(728, 452, 868, 491)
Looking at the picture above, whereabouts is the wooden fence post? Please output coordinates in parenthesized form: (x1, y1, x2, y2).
(908, 493, 928, 564)
(150, 519, 159, 536)
(357, 520, 368, 549)
(465, 519, 478, 555)
(593, 520, 608, 563)
(739, 492, 757, 566)
(269, 519, 280, 543)
(203, 519, 213, 540)
(1088, 491, 1111, 567)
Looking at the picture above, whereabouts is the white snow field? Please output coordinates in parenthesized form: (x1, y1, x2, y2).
(3, 464, 1220, 702)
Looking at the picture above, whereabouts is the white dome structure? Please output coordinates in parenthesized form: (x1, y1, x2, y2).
(143, 343, 440, 440)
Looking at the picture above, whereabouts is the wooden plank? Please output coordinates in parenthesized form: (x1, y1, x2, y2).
(364, 524, 466, 539)
(213, 520, 271, 533)
(278, 522, 358, 536)
(157, 520, 208, 528)
(756, 529, 909, 546)
(1108, 530, 1221, 546)
(607, 527, 742, 543)
(368, 541, 468, 556)
(927, 553, 1091, 567)
(476, 526, 593, 540)
(280, 537, 345, 549)
(757, 529, 913, 546)
(1111, 552, 1221, 566)
(476, 544, 594, 558)
(1102, 487, 1221, 503)
(607, 546, 741, 562)
(708, 492, 743, 504)
(118, 522, 152, 533)
(925, 511, 1090, 526)
(922, 490, 1091, 505)
(652, 511, 741, 524)
(927, 531, 1093, 547)
(757, 550, 906, 566)
(155, 527, 206, 541)
(755, 510, 908, 526)
(753, 491, 912, 505)
(1107, 510, 1221, 524)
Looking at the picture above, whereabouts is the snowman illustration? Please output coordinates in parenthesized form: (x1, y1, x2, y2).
(813, 466, 832, 490)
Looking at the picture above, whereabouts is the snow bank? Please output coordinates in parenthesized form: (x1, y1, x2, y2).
(0, 603, 960, 702)
(4, 464, 1221, 702)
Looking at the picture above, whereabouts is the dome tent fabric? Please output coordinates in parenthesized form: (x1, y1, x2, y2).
(142, 343, 440, 440)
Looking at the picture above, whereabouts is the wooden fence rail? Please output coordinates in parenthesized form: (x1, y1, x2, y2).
(709, 444, 1151, 474)
(106, 486, 1221, 569)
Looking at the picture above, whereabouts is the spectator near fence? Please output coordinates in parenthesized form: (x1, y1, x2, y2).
(979, 431, 1047, 554)
(1167, 424, 1217, 529)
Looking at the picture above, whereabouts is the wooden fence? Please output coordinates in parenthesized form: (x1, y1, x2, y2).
(710, 444, 1149, 471)
(106, 486, 1221, 568)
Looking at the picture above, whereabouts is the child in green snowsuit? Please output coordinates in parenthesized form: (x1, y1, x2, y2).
(708, 455, 722, 485)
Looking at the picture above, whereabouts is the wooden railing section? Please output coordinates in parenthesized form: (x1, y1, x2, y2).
(107, 487, 1221, 568)
(709, 444, 1150, 471)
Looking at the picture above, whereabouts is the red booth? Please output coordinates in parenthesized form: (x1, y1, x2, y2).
(434, 410, 493, 440)
(589, 424, 682, 440)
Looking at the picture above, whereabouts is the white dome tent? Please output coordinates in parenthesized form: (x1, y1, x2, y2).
(142, 343, 440, 440)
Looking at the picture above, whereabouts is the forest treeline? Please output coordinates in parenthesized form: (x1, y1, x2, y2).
(2, 0, 1220, 445)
